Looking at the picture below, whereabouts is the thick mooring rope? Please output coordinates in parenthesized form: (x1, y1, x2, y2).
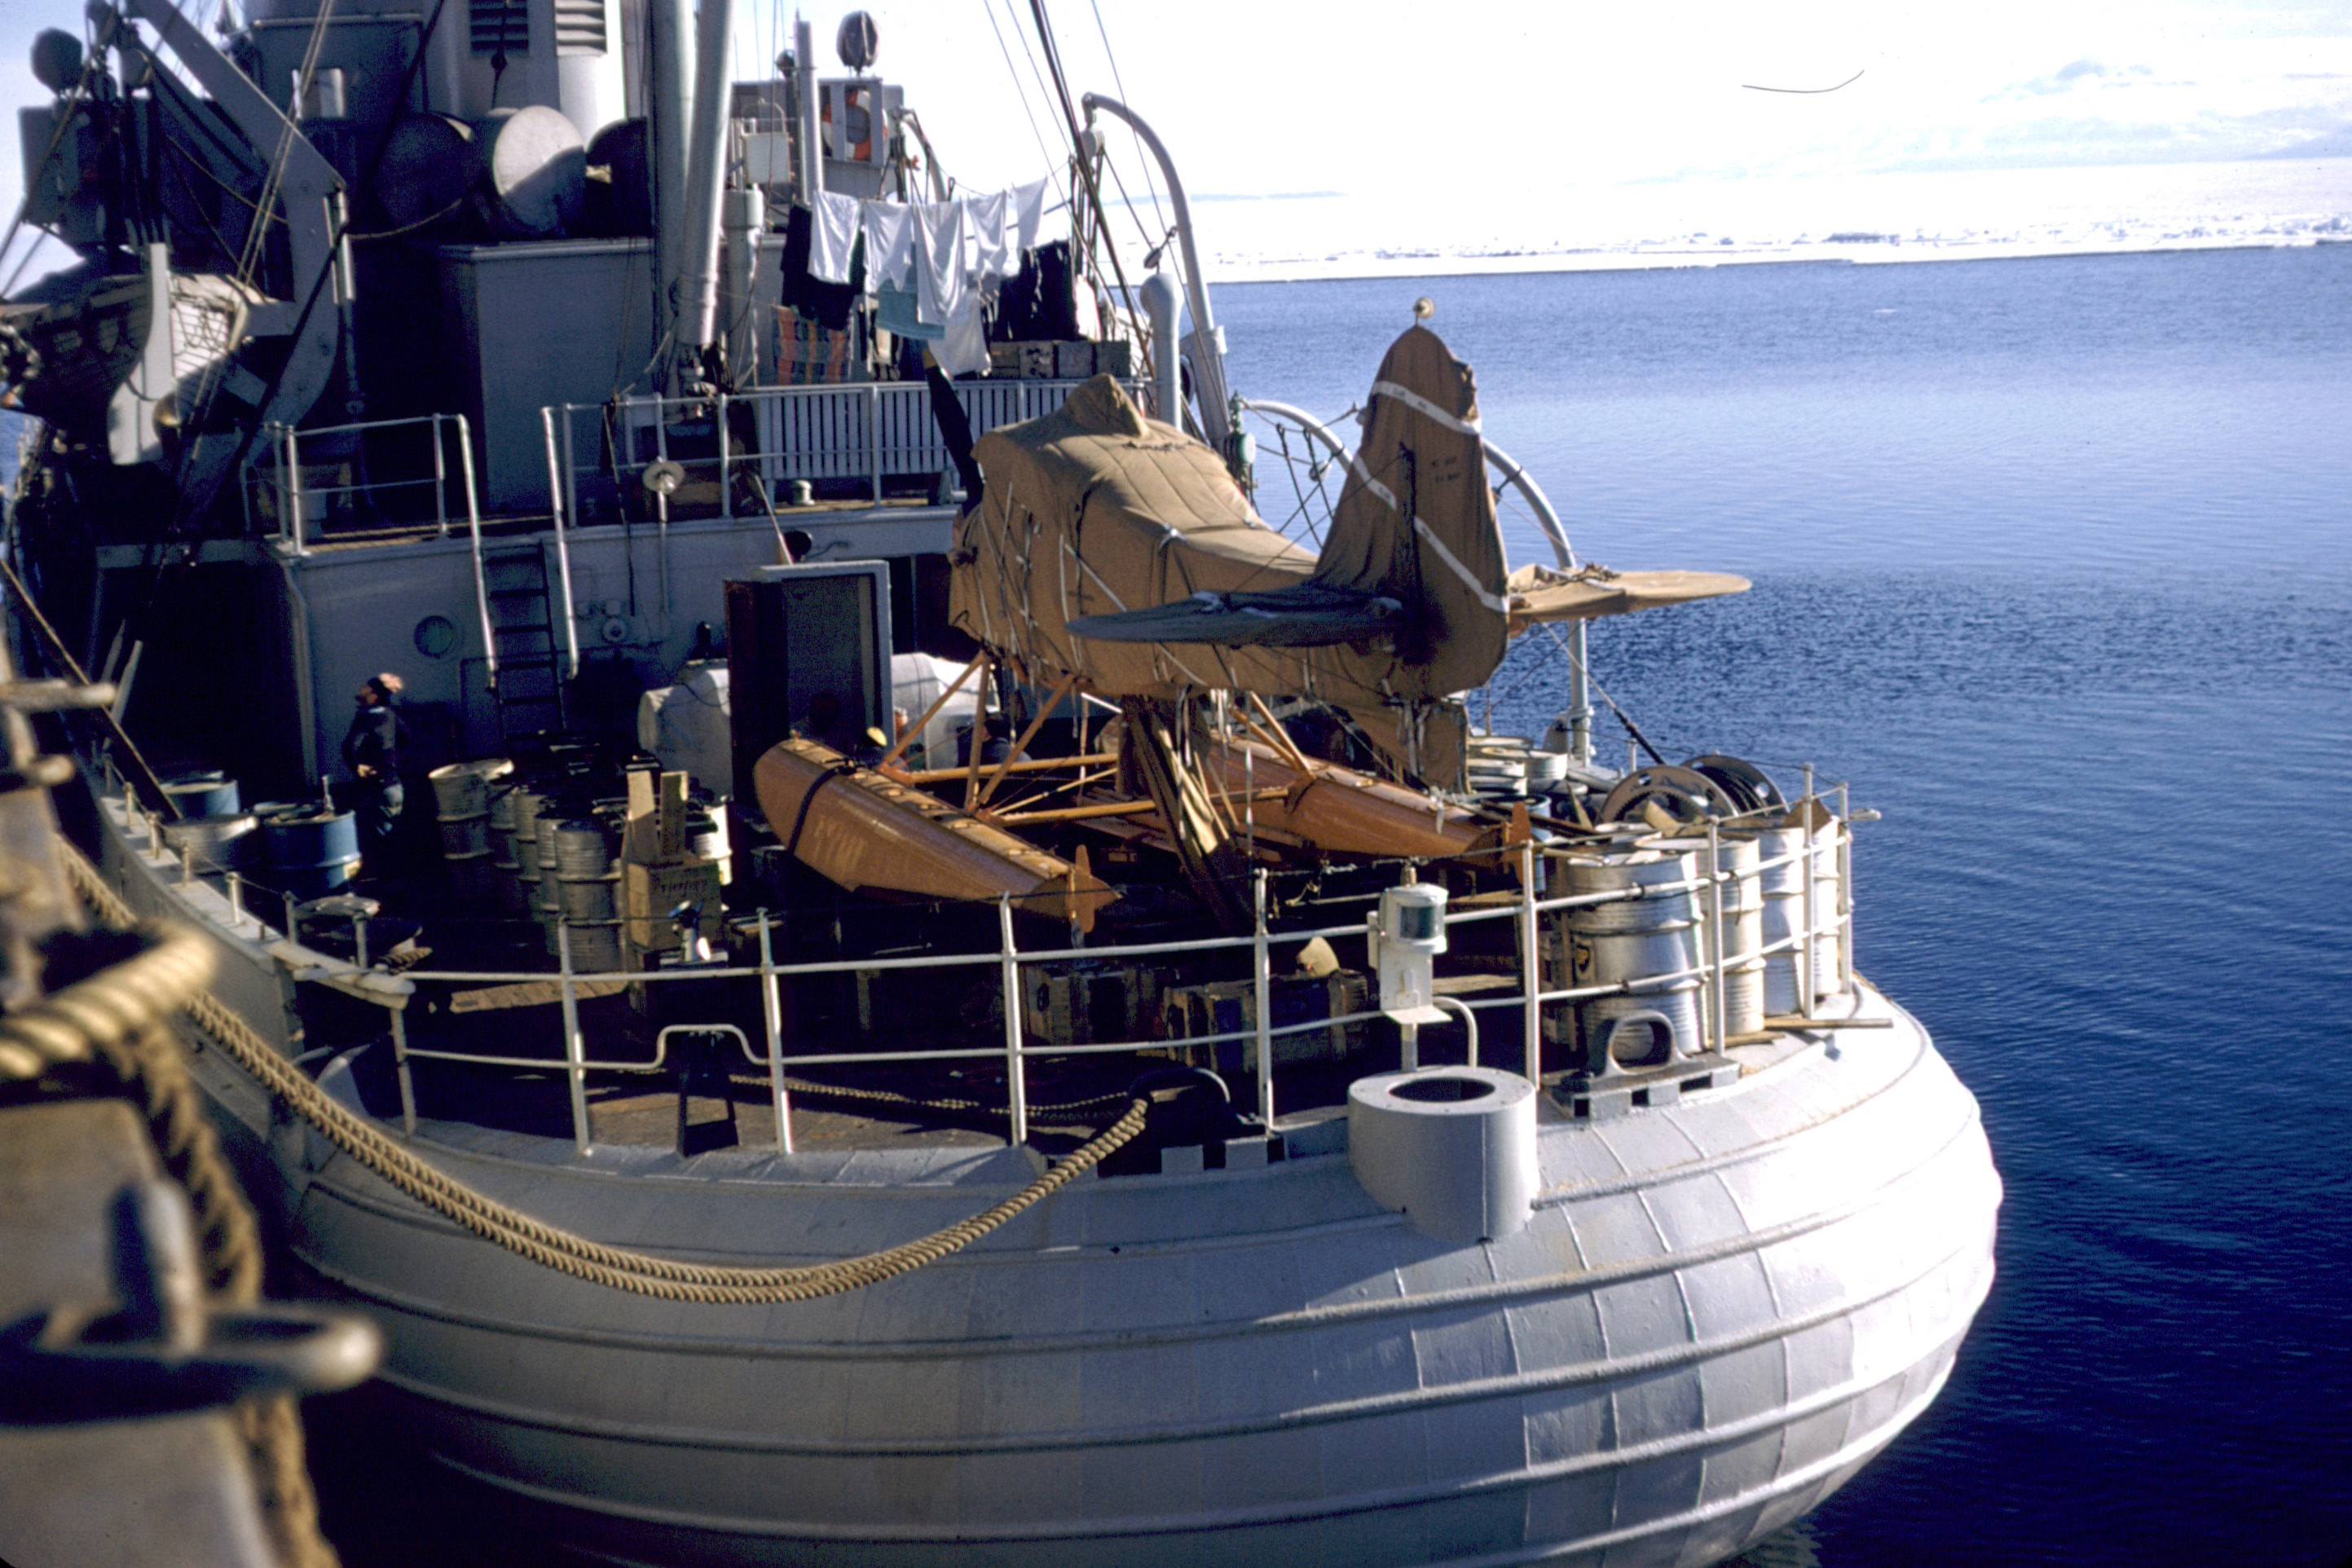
(0, 905, 336, 1568)
(55, 843, 1148, 1306)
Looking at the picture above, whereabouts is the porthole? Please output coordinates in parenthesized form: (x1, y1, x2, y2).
(414, 614, 459, 658)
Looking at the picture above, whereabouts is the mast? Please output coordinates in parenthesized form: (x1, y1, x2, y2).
(667, 0, 736, 389)
(650, 0, 693, 368)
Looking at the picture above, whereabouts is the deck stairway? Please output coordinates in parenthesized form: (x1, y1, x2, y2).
(478, 542, 570, 739)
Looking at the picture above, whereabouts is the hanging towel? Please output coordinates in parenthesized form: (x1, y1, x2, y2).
(876, 285, 943, 341)
(912, 199, 967, 327)
(965, 189, 1012, 284)
(810, 191, 862, 284)
(934, 297, 992, 377)
(861, 200, 915, 293)
(1011, 178, 1049, 253)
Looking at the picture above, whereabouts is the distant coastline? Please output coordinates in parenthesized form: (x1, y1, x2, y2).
(1183, 154, 2352, 286)
(1209, 231, 2350, 286)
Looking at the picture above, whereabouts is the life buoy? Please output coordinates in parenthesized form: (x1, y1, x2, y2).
(820, 83, 874, 163)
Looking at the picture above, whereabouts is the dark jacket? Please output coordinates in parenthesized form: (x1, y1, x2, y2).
(342, 699, 406, 783)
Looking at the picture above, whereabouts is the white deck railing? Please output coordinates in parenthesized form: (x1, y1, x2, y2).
(544, 378, 1135, 529)
(119, 773, 1861, 1161)
(253, 413, 480, 554)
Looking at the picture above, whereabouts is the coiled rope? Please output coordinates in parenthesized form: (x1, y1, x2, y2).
(53, 843, 1149, 1306)
(0, 895, 335, 1568)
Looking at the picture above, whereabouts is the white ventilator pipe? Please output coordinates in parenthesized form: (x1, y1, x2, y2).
(671, 0, 738, 381)
(1139, 270, 1181, 425)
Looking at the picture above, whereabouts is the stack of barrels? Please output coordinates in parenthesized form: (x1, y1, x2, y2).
(428, 759, 513, 901)
(1542, 806, 1847, 1074)
(156, 772, 362, 899)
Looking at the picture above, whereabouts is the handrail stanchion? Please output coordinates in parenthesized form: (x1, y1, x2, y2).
(868, 384, 882, 504)
(430, 413, 450, 537)
(391, 1006, 418, 1135)
(1252, 869, 1275, 1130)
(716, 392, 732, 521)
(1707, 818, 1727, 1055)
(1520, 838, 1541, 1083)
(758, 911, 793, 1153)
(557, 922, 591, 1152)
(463, 413, 499, 693)
(281, 889, 297, 943)
(541, 407, 581, 680)
(1799, 764, 1817, 1021)
(998, 896, 1027, 1148)
(1837, 782, 1855, 992)
(283, 425, 306, 554)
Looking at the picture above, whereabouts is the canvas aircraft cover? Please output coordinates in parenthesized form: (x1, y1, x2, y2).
(952, 328, 1509, 710)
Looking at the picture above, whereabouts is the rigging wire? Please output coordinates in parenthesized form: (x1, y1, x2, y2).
(1085, 0, 1165, 237)
(983, 0, 1060, 180)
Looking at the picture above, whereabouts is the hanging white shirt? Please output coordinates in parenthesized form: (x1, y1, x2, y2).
(809, 191, 862, 285)
(861, 200, 916, 293)
(911, 199, 967, 327)
(1011, 178, 1049, 253)
(934, 295, 993, 377)
(965, 189, 1012, 283)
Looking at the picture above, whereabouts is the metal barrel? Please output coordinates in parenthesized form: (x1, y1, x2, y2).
(261, 807, 361, 898)
(426, 757, 514, 819)
(161, 812, 259, 874)
(437, 812, 491, 857)
(562, 919, 624, 972)
(491, 857, 529, 913)
(1809, 813, 1848, 1001)
(1707, 834, 1767, 1037)
(161, 773, 240, 819)
(553, 819, 615, 879)
(536, 814, 566, 905)
(487, 782, 520, 833)
(557, 872, 620, 922)
(446, 848, 500, 901)
(512, 788, 547, 880)
(683, 808, 727, 865)
(1759, 820, 1843, 1013)
(1562, 848, 1703, 1067)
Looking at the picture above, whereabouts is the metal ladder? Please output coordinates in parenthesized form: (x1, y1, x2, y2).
(476, 543, 570, 740)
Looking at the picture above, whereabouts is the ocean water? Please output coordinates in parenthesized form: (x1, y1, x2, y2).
(1222, 244, 2352, 1565)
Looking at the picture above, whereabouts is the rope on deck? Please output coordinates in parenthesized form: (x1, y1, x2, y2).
(54, 841, 1148, 1306)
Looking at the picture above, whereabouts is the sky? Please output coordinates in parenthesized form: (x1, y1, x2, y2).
(3, 0, 2350, 280)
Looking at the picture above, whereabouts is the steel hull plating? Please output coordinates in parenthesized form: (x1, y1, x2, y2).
(104, 804, 1998, 1567)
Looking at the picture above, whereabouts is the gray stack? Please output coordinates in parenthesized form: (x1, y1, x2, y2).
(1707, 835, 1766, 1037)
(1561, 847, 1704, 1071)
(1758, 817, 1846, 1015)
(551, 817, 622, 971)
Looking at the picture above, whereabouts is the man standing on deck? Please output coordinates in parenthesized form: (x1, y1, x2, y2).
(343, 672, 407, 880)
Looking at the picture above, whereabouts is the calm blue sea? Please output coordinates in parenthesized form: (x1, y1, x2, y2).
(1224, 245, 2352, 1566)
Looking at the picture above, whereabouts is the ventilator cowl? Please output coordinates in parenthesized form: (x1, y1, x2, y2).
(1347, 1067, 1540, 1244)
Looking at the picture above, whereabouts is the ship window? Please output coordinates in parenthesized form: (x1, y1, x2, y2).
(471, 0, 530, 58)
(414, 615, 458, 658)
(553, 0, 606, 56)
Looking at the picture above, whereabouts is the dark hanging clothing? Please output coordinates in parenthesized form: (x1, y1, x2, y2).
(782, 203, 863, 332)
(994, 241, 1078, 342)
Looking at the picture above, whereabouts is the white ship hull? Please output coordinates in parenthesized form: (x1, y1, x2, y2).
(99, 791, 2000, 1568)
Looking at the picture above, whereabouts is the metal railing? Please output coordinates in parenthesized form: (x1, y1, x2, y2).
(544, 378, 1134, 531)
(110, 775, 1861, 1163)
(255, 412, 480, 555)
